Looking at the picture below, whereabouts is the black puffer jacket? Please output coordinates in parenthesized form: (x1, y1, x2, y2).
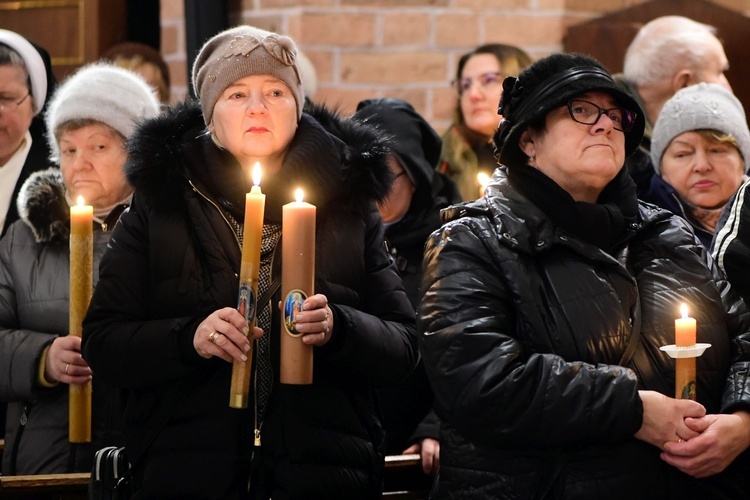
(0, 168, 123, 474)
(418, 168, 750, 499)
(82, 101, 417, 499)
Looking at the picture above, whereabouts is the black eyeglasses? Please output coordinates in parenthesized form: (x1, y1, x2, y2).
(0, 92, 30, 113)
(453, 72, 503, 97)
(566, 99, 637, 132)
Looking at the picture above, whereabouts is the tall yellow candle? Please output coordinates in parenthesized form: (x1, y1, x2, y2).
(69, 196, 92, 443)
(230, 162, 265, 409)
(675, 303, 697, 400)
(281, 188, 316, 385)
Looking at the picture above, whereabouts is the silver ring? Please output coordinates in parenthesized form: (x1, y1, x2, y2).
(208, 331, 219, 343)
(65, 363, 70, 374)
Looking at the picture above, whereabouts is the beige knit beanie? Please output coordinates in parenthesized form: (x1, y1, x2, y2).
(192, 26, 304, 125)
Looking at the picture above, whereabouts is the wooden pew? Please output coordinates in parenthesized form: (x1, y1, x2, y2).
(383, 453, 433, 499)
(0, 454, 432, 499)
(0, 473, 90, 499)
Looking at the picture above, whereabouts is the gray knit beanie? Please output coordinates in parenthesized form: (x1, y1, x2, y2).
(651, 83, 750, 174)
(192, 26, 304, 125)
(45, 62, 160, 160)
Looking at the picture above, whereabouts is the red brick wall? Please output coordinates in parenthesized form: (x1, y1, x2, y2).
(160, 0, 750, 131)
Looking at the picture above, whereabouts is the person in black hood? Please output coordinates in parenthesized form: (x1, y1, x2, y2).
(418, 53, 750, 499)
(353, 98, 460, 475)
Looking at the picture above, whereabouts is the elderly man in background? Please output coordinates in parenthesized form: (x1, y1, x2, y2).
(615, 16, 733, 201)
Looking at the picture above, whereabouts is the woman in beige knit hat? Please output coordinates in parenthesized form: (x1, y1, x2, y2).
(82, 25, 416, 499)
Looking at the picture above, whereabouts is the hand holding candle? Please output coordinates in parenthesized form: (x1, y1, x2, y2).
(281, 188, 316, 385)
(230, 162, 265, 409)
(69, 196, 93, 443)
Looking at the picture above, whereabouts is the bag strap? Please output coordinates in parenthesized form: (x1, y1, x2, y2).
(259, 273, 281, 307)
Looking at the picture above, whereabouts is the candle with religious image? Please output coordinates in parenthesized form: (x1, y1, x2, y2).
(230, 163, 265, 409)
(675, 304, 697, 400)
(69, 196, 93, 442)
(281, 188, 316, 384)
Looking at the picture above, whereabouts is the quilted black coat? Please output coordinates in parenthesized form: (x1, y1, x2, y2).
(418, 168, 750, 499)
(82, 101, 417, 499)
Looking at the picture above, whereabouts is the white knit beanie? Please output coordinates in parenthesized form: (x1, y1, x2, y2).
(651, 83, 750, 174)
(0, 29, 48, 116)
(192, 25, 304, 125)
(45, 62, 161, 160)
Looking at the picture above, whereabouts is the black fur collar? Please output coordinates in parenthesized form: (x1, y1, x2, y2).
(16, 168, 69, 244)
(125, 100, 394, 216)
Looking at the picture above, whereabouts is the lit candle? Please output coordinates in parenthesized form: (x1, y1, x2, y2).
(69, 195, 92, 443)
(675, 303, 697, 400)
(230, 162, 265, 408)
(281, 188, 315, 384)
(675, 303, 696, 346)
(477, 172, 490, 198)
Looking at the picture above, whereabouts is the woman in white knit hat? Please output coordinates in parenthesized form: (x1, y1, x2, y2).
(649, 82, 750, 247)
(0, 62, 159, 475)
(81, 26, 416, 499)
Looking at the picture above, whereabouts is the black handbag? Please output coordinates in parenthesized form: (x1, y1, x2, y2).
(88, 446, 134, 500)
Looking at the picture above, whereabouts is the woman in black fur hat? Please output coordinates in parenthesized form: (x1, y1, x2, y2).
(418, 53, 750, 498)
(81, 26, 417, 499)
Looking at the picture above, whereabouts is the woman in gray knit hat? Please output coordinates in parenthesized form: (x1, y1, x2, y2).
(0, 62, 159, 475)
(81, 25, 416, 499)
(649, 82, 750, 247)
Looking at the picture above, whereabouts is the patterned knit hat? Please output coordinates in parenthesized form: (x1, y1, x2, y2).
(651, 83, 750, 173)
(192, 25, 304, 125)
(45, 63, 160, 160)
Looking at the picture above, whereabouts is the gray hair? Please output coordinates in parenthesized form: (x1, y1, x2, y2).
(623, 16, 719, 88)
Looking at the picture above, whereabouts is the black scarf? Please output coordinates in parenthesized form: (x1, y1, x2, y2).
(507, 163, 639, 252)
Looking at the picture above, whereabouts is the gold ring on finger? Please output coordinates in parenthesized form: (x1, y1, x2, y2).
(209, 331, 220, 343)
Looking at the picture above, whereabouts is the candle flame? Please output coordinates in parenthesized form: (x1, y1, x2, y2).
(477, 172, 490, 188)
(680, 303, 688, 319)
(252, 162, 262, 186)
(76, 195, 85, 207)
(295, 188, 304, 203)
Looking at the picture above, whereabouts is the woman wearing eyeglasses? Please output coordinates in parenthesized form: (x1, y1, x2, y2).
(438, 44, 532, 200)
(0, 30, 56, 238)
(419, 53, 750, 498)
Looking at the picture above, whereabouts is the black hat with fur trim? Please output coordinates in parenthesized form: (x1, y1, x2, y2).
(493, 53, 645, 168)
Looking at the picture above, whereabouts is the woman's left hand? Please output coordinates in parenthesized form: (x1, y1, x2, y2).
(286, 293, 333, 347)
(660, 411, 750, 477)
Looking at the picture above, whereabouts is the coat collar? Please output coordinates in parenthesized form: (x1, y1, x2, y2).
(441, 168, 672, 256)
(15, 167, 69, 244)
(125, 100, 394, 219)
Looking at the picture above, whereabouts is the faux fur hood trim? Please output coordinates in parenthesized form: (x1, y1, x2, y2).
(125, 100, 395, 210)
(16, 167, 69, 244)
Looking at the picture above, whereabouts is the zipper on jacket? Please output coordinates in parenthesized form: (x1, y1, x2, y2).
(189, 180, 242, 250)
(190, 180, 265, 450)
(9, 403, 30, 475)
